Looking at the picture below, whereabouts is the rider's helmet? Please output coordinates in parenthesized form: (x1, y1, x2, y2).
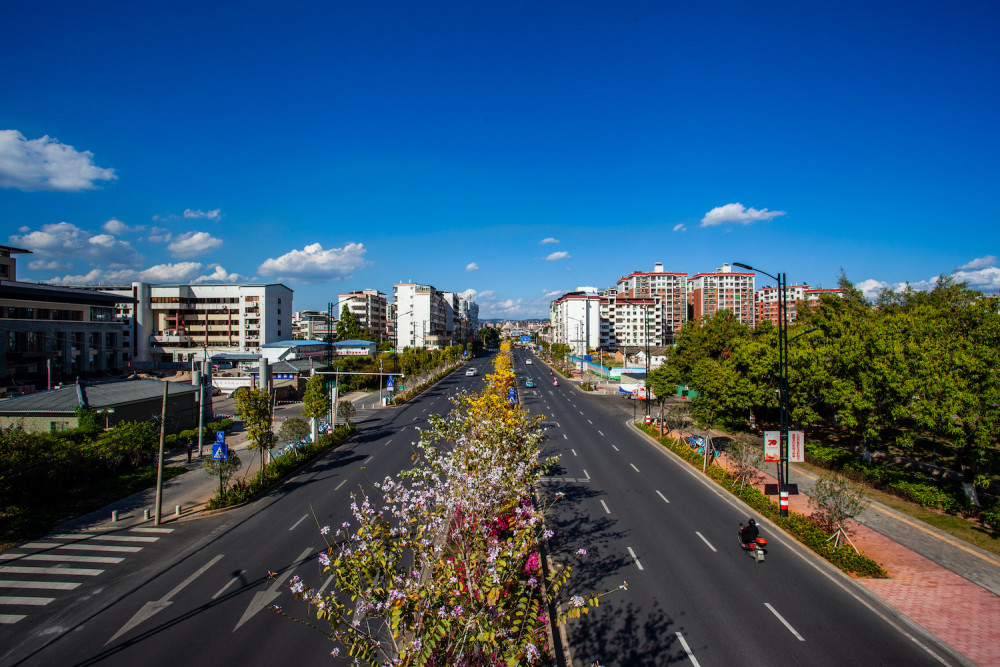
(748, 519, 756, 526)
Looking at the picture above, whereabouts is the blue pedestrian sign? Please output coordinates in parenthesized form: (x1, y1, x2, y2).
(508, 387, 518, 404)
(386, 377, 394, 389)
(212, 443, 228, 461)
(216, 430, 225, 445)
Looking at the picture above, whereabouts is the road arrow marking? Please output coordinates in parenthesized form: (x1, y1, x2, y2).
(234, 547, 312, 632)
(107, 554, 224, 644)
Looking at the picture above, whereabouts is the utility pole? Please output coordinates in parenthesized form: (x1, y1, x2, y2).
(153, 381, 168, 525)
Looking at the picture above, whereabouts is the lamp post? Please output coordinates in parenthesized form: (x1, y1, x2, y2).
(733, 262, 792, 515)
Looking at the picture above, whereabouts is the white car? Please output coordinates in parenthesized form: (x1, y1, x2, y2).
(525, 360, 532, 365)
(466, 368, 478, 376)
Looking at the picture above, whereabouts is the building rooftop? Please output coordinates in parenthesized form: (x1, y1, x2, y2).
(0, 379, 198, 414)
(334, 339, 376, 346)
(261, 339, 328, 348)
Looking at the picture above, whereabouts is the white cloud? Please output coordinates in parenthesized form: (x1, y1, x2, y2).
(466, 262, 479, 271)
(543, 289, 563, 298)
(958, 255, 997, 271)
(673, 223, 687, 233)
(146, 227, 172, 243)
(483, 298, 525, 318)
(545, 251, 570, 261)
(856, 279, 888, 300)
(193, 265, 247, 284)
(0, 130, 116, 192)
(28, 259, 71, 271)
(700, 202, 786, 227)
(46, 262, 206, 285)
(257, 242, 370, 283)
(183, 208, 222, 220)
(168, 231, 223, 258)
(540, 237, 559, 244)
(9, 222, 142, 267)
(102, 218, 143, 235)
(953, 266, 1000, 291)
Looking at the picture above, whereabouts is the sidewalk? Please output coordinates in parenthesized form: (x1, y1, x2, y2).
(654, 424, 1000, 666)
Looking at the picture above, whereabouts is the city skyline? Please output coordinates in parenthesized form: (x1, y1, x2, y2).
(2, 1, 998, 318)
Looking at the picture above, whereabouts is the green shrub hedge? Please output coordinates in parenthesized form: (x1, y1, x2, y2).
(207, 424, 356, 509)
(639, 425, 887, 578)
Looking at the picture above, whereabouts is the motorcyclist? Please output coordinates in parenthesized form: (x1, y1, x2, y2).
(740, 519, 759, 547)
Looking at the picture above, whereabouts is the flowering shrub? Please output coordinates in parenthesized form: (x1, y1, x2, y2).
(280, 343, 622, 665)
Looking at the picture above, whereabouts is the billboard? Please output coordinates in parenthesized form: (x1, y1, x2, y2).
(789, 431, 805, 462)
(520, 335, 531, 342)
(764, 431, 781, 463)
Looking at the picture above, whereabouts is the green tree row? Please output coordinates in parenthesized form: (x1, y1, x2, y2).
(647, 275, 1000, 490)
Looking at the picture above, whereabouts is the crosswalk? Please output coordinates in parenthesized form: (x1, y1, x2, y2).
(0, 526, 174, 625)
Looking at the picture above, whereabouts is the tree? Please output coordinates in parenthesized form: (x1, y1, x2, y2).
(302, 374, 331, 442)
(278, 417, 311, 444)
(808, 472, 871, 551)
(93, 421, 159, 472)
(337, 400, 356, 427)
(203, 449, 242, 502)
(338, 304, 371, 342)
(234, 387, 275, 476)
(726, 434, 764, 490)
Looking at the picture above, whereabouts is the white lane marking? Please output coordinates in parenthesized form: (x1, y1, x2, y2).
(384, 439, 392, 447)
(212, 569, 246, 600)
(0, 596, 54, 606)
(765, 602, 805, 641)
(612, 445, 620, 451)
(318, 574, 334, 595)
(334, 480, 347, 491)
(235, 547, 313, 631)
(289, 514, 309, 531)
(598, 430, 604, 436)
(58, 543, 142, 553)
(563, 434, 567, 440)
(130, 527, 173, 533)
(363, 456, 373, 465)
(49, 534, 158, 543)
(656, 490, 670, 504)
(630, 463, 640, 473)
(0, 614, 26, 624)
(0, 565, 102, 576)
(109, 554, 225, 643)
(21, 543, 59, 549)
(695, 532, 717, 552)
(627, 546, 645, 571)
(600, 500, 610, 514)
(579, 410, 584, 416)
(1, 553, 123, 565)
(675, 632, 701, 667)
(583, 469, 591, 480)
(571, 449, 577, 457)
(0, 580, 80, 590)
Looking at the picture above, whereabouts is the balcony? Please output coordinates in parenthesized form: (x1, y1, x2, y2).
(150, 331, 192, 344)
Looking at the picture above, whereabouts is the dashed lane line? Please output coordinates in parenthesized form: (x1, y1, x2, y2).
(675, 632, 701, 667)
(334, 479, 347, 491)
(600, 500, 610, 514)
(695, 532, 717, 553)
(289, 514, 309, 531)
(630, 463, 640, 473)
(656, 490, 670, 504)
(765, 602, 805, 641)
(612, 445, 620, 451)
(627, 546, 645, 571)
(598, 430, 604, 436)
(583, 470, 591, 480)
(563, 434, 568, 440)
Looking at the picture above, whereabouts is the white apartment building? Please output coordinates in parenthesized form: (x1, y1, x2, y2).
(91, 282, 293, 364)
(549, 292, 602, 355)
(612, 262, 689, 347)
(337, 289, 388, 341)
(292, 310, 334, 340)
(688, 263, 756, 326)
(393, 283, 448, 349)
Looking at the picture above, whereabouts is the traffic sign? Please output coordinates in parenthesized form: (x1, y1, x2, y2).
(212, 443, 228, 461)
(216, 430, 225, 445)
(386, 377, 394, 388)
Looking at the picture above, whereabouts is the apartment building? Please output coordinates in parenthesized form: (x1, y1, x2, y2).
(393, 283, 449, 349)
(0, 246, 132, 394)
(613, 262, 689, 346)
(688, 263, 756, 326)
(755, 283, 809, 326)
(292, 309, 335, 340)
(549, 292, 602, 355)
(86, 282, 293, 364)
(337, 289, 388, 341)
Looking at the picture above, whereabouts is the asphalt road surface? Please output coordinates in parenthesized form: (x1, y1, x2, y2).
(0, 351, 960, 666)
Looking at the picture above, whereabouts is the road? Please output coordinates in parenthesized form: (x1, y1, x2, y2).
(514, 350, 958, 667)
(0, 358, 495, 666)
(0, 351, 961, 666)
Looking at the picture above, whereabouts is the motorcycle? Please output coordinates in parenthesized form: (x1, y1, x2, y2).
(552, 378, 558, 387)
(738, 523, 767, 563)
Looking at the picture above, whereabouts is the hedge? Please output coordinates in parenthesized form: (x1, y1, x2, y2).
(639, 425, 887, 578)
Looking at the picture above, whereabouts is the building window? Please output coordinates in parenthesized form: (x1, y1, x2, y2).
(50, 421, 70, 432)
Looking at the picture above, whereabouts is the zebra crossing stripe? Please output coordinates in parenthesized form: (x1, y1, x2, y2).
(49, 534, 158, 543)
(0, 596, 54, 606)
(0, 614, 26, 624)
(24, 542, 142, 553)
(1, 554, 124, 565)
(0, 566, 103, 576)
(130, 527, 173, 533)
(0, 580, 81, 590)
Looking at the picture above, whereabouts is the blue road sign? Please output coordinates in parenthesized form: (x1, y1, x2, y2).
(212, 443, 228, 460)
(520, 335, 531, 342)
(386, 377, 394, 388)
(216, 430, 225, 445)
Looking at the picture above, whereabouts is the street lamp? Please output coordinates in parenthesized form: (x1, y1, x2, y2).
(733, 262, 794, 515)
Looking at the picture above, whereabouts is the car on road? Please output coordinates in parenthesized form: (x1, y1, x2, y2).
(466, 368, 478, 376)
(525, 359, 532, 364)
(525, 378, 535, 388)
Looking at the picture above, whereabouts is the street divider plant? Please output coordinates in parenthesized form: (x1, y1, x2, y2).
(279, 342, 624, 665)
(638, 424, 887, 578)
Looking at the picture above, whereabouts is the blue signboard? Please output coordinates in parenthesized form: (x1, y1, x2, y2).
(386, 377, 394, 388)
(520, 335, 531, 342)
(216, 430, 225, 445)
(212, 443, 228, 460)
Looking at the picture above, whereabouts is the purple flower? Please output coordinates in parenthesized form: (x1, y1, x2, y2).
(318, 552, 331, 567)
(320, 525, 330, 535)
(570, 595, 585, 608)
(576, 548, 587, 556)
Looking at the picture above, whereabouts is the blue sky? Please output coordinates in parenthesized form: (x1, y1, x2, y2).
(2, 1, 998, 318)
